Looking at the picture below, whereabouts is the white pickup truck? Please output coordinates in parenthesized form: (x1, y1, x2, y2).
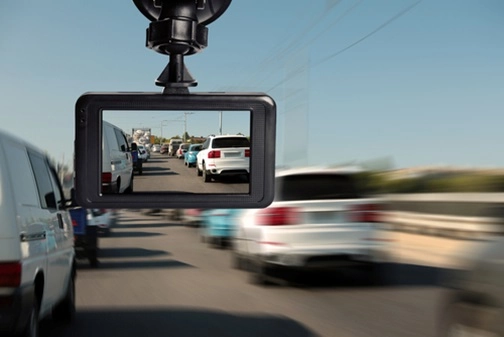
(168, 138, 182, 157)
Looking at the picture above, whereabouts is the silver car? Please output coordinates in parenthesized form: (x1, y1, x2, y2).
(231, 166, 390, 284)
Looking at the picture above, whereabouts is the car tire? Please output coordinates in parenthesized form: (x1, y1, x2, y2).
(52, 273, 76, 323)
(203, 164, 211, 182)
(197, 165, 202, 176)
(231, 251, 245, 270)
(249, 262, 274, 286)
(22, 299, 40, 337)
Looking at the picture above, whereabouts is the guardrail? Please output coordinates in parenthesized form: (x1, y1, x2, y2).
(379, 193, 504, 239)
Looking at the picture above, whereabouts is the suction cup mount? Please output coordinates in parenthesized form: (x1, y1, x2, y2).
(133, 0, 232, 93)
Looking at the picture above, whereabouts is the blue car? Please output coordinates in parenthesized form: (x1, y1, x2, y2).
(200, 208, 243, 248)
(184, 144, 202, 167)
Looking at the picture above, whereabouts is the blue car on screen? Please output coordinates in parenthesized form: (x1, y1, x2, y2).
(200, 208, 244, 248)
(184, 144, 202, 167)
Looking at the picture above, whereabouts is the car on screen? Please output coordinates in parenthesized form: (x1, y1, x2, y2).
(196, 135, 250, 183)
(184, 144, 202, 167)
(176, 142, 190, 159)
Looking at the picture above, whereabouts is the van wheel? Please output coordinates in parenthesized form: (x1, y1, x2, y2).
(52, 274, 75, 322)
(124, 176, 134, 193)
(22, 300, 39, 337)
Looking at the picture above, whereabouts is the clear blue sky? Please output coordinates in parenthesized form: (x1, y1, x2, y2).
(1, 0, 503, 170)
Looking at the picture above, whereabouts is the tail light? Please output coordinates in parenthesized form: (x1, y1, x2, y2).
(256, 207, 300, 226)
(0, 262, 21, 287)
(102, 172, 112, 184)
(208, 150, 221, 158)
(72, 219, 78, 227)
(350, 204, 382, 223)
(245, 149, 250, 157)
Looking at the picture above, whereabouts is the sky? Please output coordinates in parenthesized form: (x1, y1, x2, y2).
(1, 0, 503, 170)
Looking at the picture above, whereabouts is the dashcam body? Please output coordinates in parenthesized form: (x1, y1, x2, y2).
(74, 92, 276, 209)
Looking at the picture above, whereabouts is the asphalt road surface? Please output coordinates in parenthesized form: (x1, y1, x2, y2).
(133, 153, 249, 194)
(37, 209, 475, 337)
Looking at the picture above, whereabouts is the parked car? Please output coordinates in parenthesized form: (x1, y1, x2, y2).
(151, 144, 161, 153)
(196, 135, 250, 182)
(90, 208, 114, 236)
(0, 129, 76, 336)
(231, 166, 389, 285)
(184, 144, 202, 167)
(181, 208, 204, 226)
(102, 120, 134, 193)
(137, 144, 149, 162)
(131, 142, 143, 175)
(168, 138, 183, 156)
(70, 207, 99, 267)
(176, 143, 190, 159)
(160, 143, 169, 155)
(200, 208, 243, 248)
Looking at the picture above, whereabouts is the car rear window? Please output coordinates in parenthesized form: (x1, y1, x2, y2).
(275, 174, 362, 201)
(212, 137, 250, 148)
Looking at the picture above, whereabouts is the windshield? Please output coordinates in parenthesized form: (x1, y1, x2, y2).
(212, 137, 250, 148)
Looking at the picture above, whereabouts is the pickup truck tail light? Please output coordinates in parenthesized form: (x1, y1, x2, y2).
(350, 204, 382, 223)
(208, 150, 221, 158)
(0, 262, 21, 287)
(256, 207, 300, 226)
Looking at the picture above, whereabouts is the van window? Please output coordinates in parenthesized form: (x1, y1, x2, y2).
(28, 152, 57, 209)
(114, 129, 129, 152)
(3, 141, 39, 206)
(48, 166, 64, 209)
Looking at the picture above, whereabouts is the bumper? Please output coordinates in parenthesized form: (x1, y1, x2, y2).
(0, 284, 35, 335)
(255, 245, 389, 270)
(208, 168, 249, 176)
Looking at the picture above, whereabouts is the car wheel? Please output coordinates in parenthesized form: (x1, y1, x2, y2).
(203, 164, 211, 182)
(22, 299, 40, 337)
(231, 251, 245, 270)
(52, 273, 76, 322)
(197, 164, 202, 176)
(249, 262, 275, 286)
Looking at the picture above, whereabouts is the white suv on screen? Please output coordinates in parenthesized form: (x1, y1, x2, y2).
(196, 135, 250, 182)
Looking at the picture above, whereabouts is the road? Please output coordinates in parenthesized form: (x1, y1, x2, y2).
(133, 153, 249, 194)
(38, 209, 474, 337)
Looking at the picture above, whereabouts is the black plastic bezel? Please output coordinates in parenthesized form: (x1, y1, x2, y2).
(74, 92, 276, 209)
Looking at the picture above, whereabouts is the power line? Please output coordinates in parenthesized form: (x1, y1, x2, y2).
(266, 0, 423, 94)
(314, 0, 423, 67)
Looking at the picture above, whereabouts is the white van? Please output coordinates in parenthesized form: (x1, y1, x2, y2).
(0, 129, 76, 336)
(102, 121, 134, 194)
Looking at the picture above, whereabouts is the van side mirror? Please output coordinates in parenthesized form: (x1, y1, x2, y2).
(65, 188, 79, 208)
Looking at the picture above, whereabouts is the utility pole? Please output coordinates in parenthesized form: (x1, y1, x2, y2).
(183, 112, 194, 142)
